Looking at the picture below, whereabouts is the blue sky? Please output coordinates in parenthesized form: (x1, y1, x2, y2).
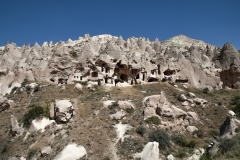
(0, 0, 239, 49)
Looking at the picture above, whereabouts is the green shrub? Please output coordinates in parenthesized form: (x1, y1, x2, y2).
(172, 135, 188, 147)
(33, 85, 40, 92)
(187, 140, 196, 148)
(125, 108, 134, 114)
(21, 78, 28, 87)
(203, 87, 209, 93)
(149, 129, 170, 149)
(109, 101, 119, 109)
(103, 157, 110, 160)
(230, 96, 240, 118)
(1, 144, 7, 153)
(176, 149, 188, 158)
(200, 153, 211, 160)
(27, 149, 36, 158)
(136, 125, 146, 136)
(23, 106, 45, 127)
(10, 86, 18, 94)
(69, 51, 77, 57)
(218, 137, 236, 153)
(145, 116, 161, 125)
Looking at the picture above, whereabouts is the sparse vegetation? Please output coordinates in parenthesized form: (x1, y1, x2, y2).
(23, 105, 48, 127)
(203, 87, 209, 93)
(33, 85, 40, 92)
(125, 108, 134, 114)
(230, 95, 240, 118)
(10, 86, 18, 94)
(69, 51, 78, 57)
(149, 129, 170, 149)
(136, 125, 146, 136)
(21, 78, 28, 87)
(172, 134, 196, 148)
(27, 149, 37, 159)
(145, 116, 161, 125)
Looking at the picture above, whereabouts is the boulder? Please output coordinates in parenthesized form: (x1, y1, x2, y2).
(52, 100, 74, 123)
(186, 126, 198, 133)
(10, 115, 24, 136)
(54, 143, 87, 160)
(167, 154, 175, 160)
(74, 83, 83, 90)
(182, 101, 189, 106)
(178, 94, 188, 102)
(228, 110, 236, 117)
(41, 146, 52, 156)
(193, 98, 207, 105)
(134, 142, 160, 160)
(188, 92, 196, 98)
(187, 112, 199, 121)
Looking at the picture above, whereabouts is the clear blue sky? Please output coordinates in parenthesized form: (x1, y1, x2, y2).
(0, 0, 239, 49)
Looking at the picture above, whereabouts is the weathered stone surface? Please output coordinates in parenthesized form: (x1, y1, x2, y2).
(220, 116, 238, 138)
(186, 126, 198, 133)
(1, 34, 238, 96)
(51, 100, 74, 123)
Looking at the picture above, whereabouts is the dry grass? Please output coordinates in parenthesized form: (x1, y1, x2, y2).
(1, 82, 240, 159)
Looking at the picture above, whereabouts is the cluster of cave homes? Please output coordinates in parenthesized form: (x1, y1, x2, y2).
(57, 58, 186, 86)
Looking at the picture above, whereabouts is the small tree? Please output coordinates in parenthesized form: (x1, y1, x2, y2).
(149, 129, 170, 149)
(136, 125, 146, 136)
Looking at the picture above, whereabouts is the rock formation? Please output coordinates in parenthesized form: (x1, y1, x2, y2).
(1, 34, 239, 95)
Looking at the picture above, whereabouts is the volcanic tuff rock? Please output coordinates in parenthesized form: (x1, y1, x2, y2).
(0, 34, 239, 95)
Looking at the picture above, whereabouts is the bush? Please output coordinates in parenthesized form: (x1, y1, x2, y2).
(126, 108, 134, 114)
(172, 134, 196, 148)
(149, 129, 170, 149)
(145, 116, 161, 125)
(10, 86, 18, 94)
(33, 85, 40, 92)
(69, 51, 77, 57)
(27, 149, 37, 158)
(230, 96, 240, 118)
(21, 78, 28, 87)
(23, 106, 45, 127)
(109, 101, 119, 109)
(203, 87, 209, 93)
(218, 137, 236, 153)
(200, 153, 211, 160)
(176, 149, 188, 158)
(103, 157, 110, 160)
(136, 125, 146, 136)
(172, 135, 188, 147)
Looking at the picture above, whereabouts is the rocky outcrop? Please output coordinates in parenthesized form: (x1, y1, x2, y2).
(220, 116, 238, 138)
(0, 96, 10, 112)
(3, 34, 239, 96)
(10, 115, 24, 136)
(134, 142, 160, 160)
(143, 92, 189, 128)
(50, 100, 74, 124)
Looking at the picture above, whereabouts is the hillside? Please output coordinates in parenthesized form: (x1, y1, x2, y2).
(0, 34, 240, 160)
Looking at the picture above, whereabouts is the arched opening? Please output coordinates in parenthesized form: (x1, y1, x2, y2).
(136, 74, 139, 79)
(120, 74, 128, 82)
(115, 79, 122, 86)
(148, 78, 158, 82)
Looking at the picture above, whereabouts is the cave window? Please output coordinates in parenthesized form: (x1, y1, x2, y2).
(92, 72, 98, 77)
(136, 74, 139, 79)
(77, 76, 78, 78)
(226, 78, 228, 80)
(151, 70, 154, 75)
(74, 76, 76, 78)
